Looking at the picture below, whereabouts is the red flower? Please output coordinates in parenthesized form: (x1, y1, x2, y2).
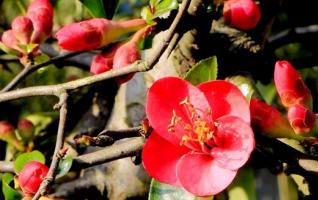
(287, 105, 316, 135)
(223, 0, 261, 30)
(250, 98, 301, 139)
(274, 60, 312, 109)
(142, 77, 254, 196)
(18, 161, 49, 195)
(56, 19, 147, 51)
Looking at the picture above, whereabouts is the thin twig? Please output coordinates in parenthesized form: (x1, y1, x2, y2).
(0, 51, 82, 93)
(71, 137, 145, 170)
(32, 93, 68, 200)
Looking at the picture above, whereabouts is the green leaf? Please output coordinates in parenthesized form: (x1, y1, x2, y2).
(103, 0, 120, 19)
(2, 173, 22, 200)
(79, 0, 106, 18)
(226, 75, 257, 102)
(56, 155, 73, 179)
(14, 150, 46, 174)
(184, 56, 218, 85)
(141, 0, 179, 22)
(228, 167, 256, 200)
(148, 179, 213, 200)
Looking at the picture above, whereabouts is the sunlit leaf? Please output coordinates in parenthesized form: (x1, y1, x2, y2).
(79, 0, 106, 18)
(184, 56, 218, 85)
(56, 155, 73, 179)
(148, 179, 213, 200)
(2, 173, 22, 200)
(14, 150, 45, 174)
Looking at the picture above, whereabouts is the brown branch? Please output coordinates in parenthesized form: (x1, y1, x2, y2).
(0, 161, 14, 173)
(71, 137, 145, 170)
(0, 51, 82, 93)
(32, 93, 68, 200)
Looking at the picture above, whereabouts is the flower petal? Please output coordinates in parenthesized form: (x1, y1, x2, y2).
(177, 153, 237, 196)
(212, 116, 255, 170)
(198, 80, 250, 123)
(142, 132, 189, 186)
(146, 77, 211, 146)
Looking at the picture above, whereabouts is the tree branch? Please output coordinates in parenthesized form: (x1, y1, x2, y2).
(0, 51, 82, 93)
(32, 93, 68, 200)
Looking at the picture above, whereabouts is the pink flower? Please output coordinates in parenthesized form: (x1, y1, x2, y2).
(274, 60, 312, 109)
(287, 105, 316, 135)
(1, 30, 23, 53)
(142, 77, 254, 196)
(18, 161, 49, 195)
(250, 98, 301, 139)
(223, 0, 261, 30)
(56, 18, 147, 51)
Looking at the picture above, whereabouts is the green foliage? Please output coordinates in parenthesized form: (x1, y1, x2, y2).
(184, 56, 218, 85)
(228, 167, 256, 200)
(1, 173, 22, 200)
(141, 0, 178, 22)
(56, 155, 73, 179)
(14, 150, 45, 173)
(148, 179, 213, 200)
(79, 0, 120, 19)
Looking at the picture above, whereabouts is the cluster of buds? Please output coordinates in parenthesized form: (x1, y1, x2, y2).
(90, 26, 153, 84)
(250, 61, 316, 138)
(0, 119, 35, 151)
(0, 0, 53, 63)
(223, 0, 261, 30)
(18, 161, 49, 196)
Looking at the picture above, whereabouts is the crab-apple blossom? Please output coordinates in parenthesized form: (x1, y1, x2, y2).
(142, 77, 255, 196)
(1, 30, 23, 54)
(56, 18, 147, 51)
(250, 98, 303, 139)
(287, 105, 316, 135)
(18, 161, 49, 195)
(274, 60, 312, 109)
(223, 0, 261, 30)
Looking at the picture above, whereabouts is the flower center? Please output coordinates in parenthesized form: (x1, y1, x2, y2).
(168, 96, 217, 150)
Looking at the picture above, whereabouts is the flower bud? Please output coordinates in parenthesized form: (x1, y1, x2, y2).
(112, 26, 152, 83)
(17, 119, 35, 142)
(250, 98, 302, 140)
(287, 105, 316, 135)
(11, 16, 34, 44)
(0, 121, 25, 151)
(26, 0, 54, 43)
(90, 43, 123, 74)
(0, 121, 16, 142)
(18, 161, 49, 195)
(1, 30, 23, 53)
(56, 18, 147, 51)
(223, 0, 261, 30)
(274, 60, 312, 109)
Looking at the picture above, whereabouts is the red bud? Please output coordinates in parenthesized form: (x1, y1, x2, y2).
(0, 121, 25, 151)
(26, 0, 53, 43)
(274, 60, 312, 109)
(18, 161, 49, 195)
(17, 119, 35, 142)
(223, 0, 261, 30)
(12, 16, 34, 44)
(287, 105, 316, 135)
(56, 18, 147, 51)
(250, 98, 301, 139)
